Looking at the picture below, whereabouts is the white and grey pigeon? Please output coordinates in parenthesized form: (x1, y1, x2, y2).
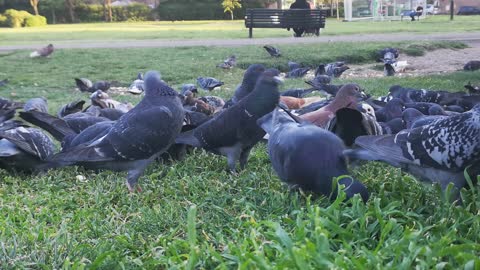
(263, 45, 281, 57)
(217, 55, 237, 69)
(48, 71, 185, 192)
(128, 72, 144, 95)
(345, 104, 480, 192)
(197, 77, 224, 91)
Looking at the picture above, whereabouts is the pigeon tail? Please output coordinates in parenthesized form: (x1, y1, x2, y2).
(19, 111, 76, 141)
(175, 129, 202, 148)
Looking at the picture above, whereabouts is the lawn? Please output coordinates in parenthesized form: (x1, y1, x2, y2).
(1, 15, 480, 45)
(0, 41, 479, 268)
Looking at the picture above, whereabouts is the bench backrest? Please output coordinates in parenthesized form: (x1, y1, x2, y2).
(245, 9, 326, 28)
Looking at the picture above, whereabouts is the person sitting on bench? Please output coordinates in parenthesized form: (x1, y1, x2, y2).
(290, 0, 311, 37)
(410, 6, 423, 21)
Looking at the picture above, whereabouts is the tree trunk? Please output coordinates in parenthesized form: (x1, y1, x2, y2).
(30, 0, 39, 15)
(230, 11, 233, 20)
(330, 0, 334, 17)
(106, 0, 113, 22)
(66, 0, 75, 23)
(51, 9, 56, 24)
(276, 0, 282, 9)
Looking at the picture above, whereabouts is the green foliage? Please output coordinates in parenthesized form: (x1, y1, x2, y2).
(74, 3, 154, 22)
(3, 9, 33, 28)
(222, 0, 242, 19)
(0, 14, 7, 27)
(24, 14, 47, 27)
(0, 41, 479, 268)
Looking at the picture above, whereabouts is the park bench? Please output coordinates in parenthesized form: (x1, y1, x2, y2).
(245, 8, 327, 38)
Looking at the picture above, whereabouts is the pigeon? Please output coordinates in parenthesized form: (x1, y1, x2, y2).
(24, 97, 48, 113)
(346, 105, 480, 192)
(384, 63, 396, 76)
(379, 118, 405, 135)
(300, 84, 366, 128)
(401, 108, 445, 129)
(377, 48, 399, 62)
(463, 60, 480, 71)
(217, 55, 237, 69)
(226, 64, 266, 107)
(280, 96, 325, 110)
(75, 78, 110, 93)
(318, 62, 350, 78)
(294, 99, 331, 115)
(0, 79, 8, 87)
(90, 90, 133, 113)
(62, 121, 115, 150)
(374, 98, 404, 122)
(29, 44, 54, 58)
(381, 51, 398, 65)
(388, 85, 465, 105)
(257, 107, 369, 202)
(464, 82, 480, 95)
(57, 100, 86, 118)
(128, 73, 144, 95)
(263, 45, 281, 57)
(305, 74, 331, 89)
(48, 71, 185, 192)
(0, 125, 55, 172)
(288, 61, 301, 70)
(286, 67, 310, 78)
(445, 105, 465, 113)
(197, 77, 224, 91)
(176, 69, 281, 172)
(0, 98, 24, 123)
(326, 107, 383, 147)
(280, 88, 316, 98)
(306, 83, 344, 97)
(198, 96, 225, 113)
(180, 84, 198, 96)
(182, 91, 215, 115)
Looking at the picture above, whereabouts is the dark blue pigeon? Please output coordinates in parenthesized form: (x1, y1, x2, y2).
(48, 71, 185, 192)
(375, 98, 405, 122)
(346, 105, 480, 192)
(402, 108, 446, 129)
(463, 60, 480, 71)
(445, 105, 465, 113)
(197, 77, 224, 91)
(0, 79, 8, 87)
(376, 48, 399, 62)
(57, 100, 86, 118)
(384, 63, 395, 76)
(280, 88, 316, 98)
(257, 107, 369, 202)
(286, 67, 310, 78)
(288, 61, 302, 70)
(379, 118, 405, 135)
(229, 64, 266, 105)
(263, 45, 281, 57)
(176, 69, 281, 172)
(464, 82, 480, 95)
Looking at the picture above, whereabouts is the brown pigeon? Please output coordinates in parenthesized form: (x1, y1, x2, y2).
(30, 44, 54, 58)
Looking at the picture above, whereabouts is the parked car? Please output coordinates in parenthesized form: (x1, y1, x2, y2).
(457, 6, 480, 15)
(425, 4, 438, 15)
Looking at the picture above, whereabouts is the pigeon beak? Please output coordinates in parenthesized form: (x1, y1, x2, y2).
(273, 76, 285, 84)
(356, 91, 368, 101)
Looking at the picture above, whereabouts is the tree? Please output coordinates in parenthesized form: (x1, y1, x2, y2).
(103, 0, 112, 22)
(65, 0, 75, 22)
(30, 0, 40, 15)
(222, 0, 241, 20)
(43, 0, 63, 23)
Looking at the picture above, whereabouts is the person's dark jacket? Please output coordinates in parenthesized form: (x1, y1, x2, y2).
(290, 0, 310, 9)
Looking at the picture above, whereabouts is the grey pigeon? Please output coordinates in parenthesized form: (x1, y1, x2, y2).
(176, 69, 281, 172)
(287, 61, 301, 70)
(345, 105, 480, 192)
(379, 118, 405, 135)
(257, 107, 369, 202)
(376, 48, 399, 62)
(0, 125, 55, 172)
(217, 55, 237, 69)
(24, 97, 48, 113)
(197, 77, 224, 91)
(57, 100, 86, 118)
(48, 71, 185, 192)
(384, 63, 395, 76)
(305, 74, 332, 88)
(180, 84, 198, 95)
(401, 108, 445, 129)
(30, 44, 54, 58)
(375, 98, 404, 122)
(318, 62, 350, 78)
(286, 67, 310, 78)
(0, 97, 23, 123)
(263, 45, 281, 57)
(230, 64, 268, 105)
(75, 78, 110, 93)
(128, 72, 144, 95)
(464, 61, 480, 71)
(280, 88, 316, 98)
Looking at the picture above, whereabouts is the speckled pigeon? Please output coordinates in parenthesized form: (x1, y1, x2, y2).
(197, 77, 224, 91)
(48, 70, 185, 192)
(345, 105, 480, 191)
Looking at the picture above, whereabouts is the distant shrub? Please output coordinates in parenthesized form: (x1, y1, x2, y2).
(3, 9, 33, 28)
(75, 3, 153, 22)
(0, 14, 7, 27)
(24, 15, 47, 27)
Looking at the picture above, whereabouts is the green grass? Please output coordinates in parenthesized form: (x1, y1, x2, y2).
(1, 15, 480, 45)
(0, 41, 479, 269)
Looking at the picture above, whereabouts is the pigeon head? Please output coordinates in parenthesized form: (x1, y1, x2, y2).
(144, 71, 177, 97)
(243, 64, 266, 87)
(385, 98, 405, 116)
(357, 103, 376, 119)
(402, 108, 424, 129)
(315, 64, 326, 76)
(332, 84, 366, 109)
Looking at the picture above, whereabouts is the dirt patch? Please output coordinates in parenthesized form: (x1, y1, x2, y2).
(342, 45, 480, 79)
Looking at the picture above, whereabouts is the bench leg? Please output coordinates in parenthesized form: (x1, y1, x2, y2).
(315, 28, 320, 36)
(249, 27, 252, 38)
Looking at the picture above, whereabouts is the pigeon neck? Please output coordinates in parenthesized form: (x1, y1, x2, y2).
(146, 84, 178, 97)
(245, 82, 280, 116)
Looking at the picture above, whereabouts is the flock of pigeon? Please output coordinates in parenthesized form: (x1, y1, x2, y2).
(1, 43, 480, 203)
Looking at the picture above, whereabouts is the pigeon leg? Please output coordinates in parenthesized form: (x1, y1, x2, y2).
(220, 145, 242, 173)
(126, 158, 154, 192)
(239, 147, 253, 170)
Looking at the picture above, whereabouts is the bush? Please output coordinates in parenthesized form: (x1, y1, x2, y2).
(0, 14, 7, 27)
(24, 15, 47, 27)
(3, 9, 33, 28)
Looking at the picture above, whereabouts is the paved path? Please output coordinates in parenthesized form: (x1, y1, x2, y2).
(1, 31, 480, 51)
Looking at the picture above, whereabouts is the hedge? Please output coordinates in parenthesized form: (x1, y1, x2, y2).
(24, 15, 47, 27)
(74, 3, 154, 22)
